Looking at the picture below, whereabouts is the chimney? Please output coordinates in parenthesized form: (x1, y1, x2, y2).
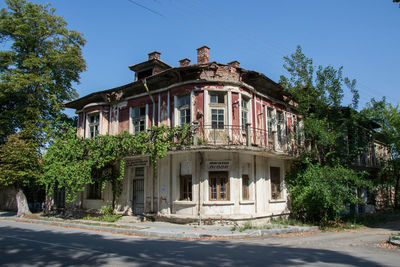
(148, 51, 161, 61)
(179, 58, 191, 67)
(196, 46, 210, 64)
(228, 60, 240, 68)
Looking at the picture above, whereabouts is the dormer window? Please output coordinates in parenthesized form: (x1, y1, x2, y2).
(88, 113, 99, 138)
(137, 69, 153, 81)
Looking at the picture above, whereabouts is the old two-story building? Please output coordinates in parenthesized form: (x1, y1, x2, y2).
(65, 46, 303, 223)
(65, 46, 388, 223)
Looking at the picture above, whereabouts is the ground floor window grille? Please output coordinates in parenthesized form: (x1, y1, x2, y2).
(209, 171, 229, 201)
(242, 175, 250, 200)
(179, 175, 192, 201)
(270, 167, 281, 199)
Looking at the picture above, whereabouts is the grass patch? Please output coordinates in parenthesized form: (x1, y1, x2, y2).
(83, 214, 122, 223)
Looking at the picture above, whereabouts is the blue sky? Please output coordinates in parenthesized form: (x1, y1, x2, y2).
(2, 0, 399, 115)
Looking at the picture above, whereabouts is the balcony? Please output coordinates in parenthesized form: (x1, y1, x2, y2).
(191, 123, 302, 157)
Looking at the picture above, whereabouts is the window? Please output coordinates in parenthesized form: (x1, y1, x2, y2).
(210, 93, 225, 104)
(267, 108, 273, 135)
(137, 69, 153, 80)
(88, 181, 102, 200)
(178, 95, 190, 127)
(179, 175, 192, 201)
(209, 171, 229, 201)
(242, 175, 249, 200)
(277, 111, 284, 144)
(270, 167, 281, 200)
(132, 107, 146, 133)
(211, 109, 224, 129)
(88, 113, 99, 138)
(241, 98, 249, 130)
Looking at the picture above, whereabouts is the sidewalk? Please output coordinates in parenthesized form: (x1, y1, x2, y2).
(0, 211, 318, 239)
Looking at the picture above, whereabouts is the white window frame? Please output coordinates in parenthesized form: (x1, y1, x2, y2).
(131, 106, 146, 134)
(178, 95, 191, 127)
(241, 97, 249, 130)
(209, 92, 226, 129)
(87, 113, 100, 139)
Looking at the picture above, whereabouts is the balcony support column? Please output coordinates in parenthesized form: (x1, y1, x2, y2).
(246, 123, 251, 147)
(192, 121, 199, 146)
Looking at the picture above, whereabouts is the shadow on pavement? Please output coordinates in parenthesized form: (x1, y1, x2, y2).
(0, 211, 17, 217)
(0, 223, 386, 267)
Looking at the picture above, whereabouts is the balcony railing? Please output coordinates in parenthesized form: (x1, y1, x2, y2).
(192, 122, 303, 156)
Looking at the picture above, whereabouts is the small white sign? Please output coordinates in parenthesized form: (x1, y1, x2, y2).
(207, 161, 231, 171)
(125, 157, 149, 167)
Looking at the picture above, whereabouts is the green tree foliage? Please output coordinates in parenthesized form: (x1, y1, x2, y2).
(0, 134, 40, 188)
(0, 133, 41, 216)
(286, 159, 370, 225)
(41, 124, 192, 207)
(0, 0, 86, 142)
(362, 98, 400, 208)
(0, 0, 86, 215)
(279, 46, 360, 164)
(280, 46, 375, 224)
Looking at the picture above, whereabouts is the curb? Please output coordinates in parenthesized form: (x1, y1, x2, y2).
(0, 216, 319, 239)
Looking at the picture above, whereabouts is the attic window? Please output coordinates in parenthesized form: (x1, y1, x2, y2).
(137, 69, 153, 80)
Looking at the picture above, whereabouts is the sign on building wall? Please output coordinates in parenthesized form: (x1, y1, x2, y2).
(207, 161, 232, 171)
(180, 161, 192, 175)
(125, 157, 149, 167)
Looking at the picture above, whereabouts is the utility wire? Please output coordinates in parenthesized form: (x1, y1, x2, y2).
(127, 0, 164, 17)
(128, 0, 398, 107)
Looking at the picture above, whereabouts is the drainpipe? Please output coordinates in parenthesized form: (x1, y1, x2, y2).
(198, 152, 203, 226)
(142, 79, 156, 126)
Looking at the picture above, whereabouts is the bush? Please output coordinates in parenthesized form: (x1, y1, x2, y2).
(84, 205, 122, 222)
(99, 205, 114, 216)
(286, 159, 371, 225)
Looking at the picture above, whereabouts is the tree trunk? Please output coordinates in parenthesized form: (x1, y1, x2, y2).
(16, 187, 31, 217)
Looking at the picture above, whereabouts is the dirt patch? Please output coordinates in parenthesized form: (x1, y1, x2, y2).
(378, 242, 400, 250)
(273, 230, 322, 238)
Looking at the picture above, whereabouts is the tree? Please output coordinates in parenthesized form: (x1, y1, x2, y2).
(361, 98, 400, 208)
(280, 46, 373, 224)
(0, 0, 86, 216)
(279, 46, 360, 165)
(0, 134, 41, 216)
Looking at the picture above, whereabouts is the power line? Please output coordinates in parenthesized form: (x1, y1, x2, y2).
(127, 0, 164, 17)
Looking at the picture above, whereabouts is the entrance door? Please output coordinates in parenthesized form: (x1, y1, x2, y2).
(133, 167, 145, 215)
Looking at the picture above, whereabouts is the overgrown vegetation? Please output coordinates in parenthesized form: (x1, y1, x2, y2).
(83, 205, 122, 223)
(286, 160, 371, 225)
(279, 46, 380, 226)
(41, 123, 192, 208)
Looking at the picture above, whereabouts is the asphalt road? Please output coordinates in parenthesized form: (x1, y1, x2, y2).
(1, 219, 399, 266)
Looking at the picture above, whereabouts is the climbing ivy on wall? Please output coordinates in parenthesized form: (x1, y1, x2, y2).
(41, 124, 192, 206)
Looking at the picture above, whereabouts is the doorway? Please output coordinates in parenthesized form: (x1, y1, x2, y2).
(133, 167, 144, 215)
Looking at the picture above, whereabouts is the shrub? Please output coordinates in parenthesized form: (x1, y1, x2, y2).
(286, 159, 371, 225)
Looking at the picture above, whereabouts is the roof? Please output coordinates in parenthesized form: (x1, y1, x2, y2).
(65, 62, 291, 110)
